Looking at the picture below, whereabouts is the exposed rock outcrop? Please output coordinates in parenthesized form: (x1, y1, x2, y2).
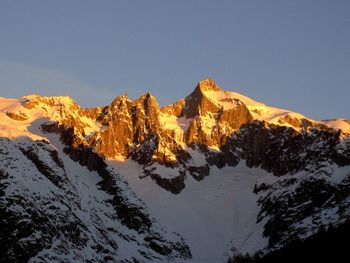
(183, 79, 253, 147)
(6, 111, 28, 121)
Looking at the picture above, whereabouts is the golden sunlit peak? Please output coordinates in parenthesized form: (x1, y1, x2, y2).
(197, 78, 222, 92)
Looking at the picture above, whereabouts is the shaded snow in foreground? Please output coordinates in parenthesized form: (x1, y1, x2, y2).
(109, 160, 270, 262)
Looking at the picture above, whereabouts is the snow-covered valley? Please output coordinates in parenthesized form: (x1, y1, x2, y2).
(110, 160, 269, 262)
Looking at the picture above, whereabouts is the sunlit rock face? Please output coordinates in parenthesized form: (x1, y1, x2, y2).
(92, 95, 134, 158)
(161, 98, 185, 117)
(83, 93, 162, 159)
(181, 79, 253, 147)
(183, 78, 223, 118)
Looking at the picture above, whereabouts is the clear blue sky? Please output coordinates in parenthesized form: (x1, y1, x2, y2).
(0, 0, 349, 119)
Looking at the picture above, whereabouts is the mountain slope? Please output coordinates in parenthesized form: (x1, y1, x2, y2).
(0, 97, 191, 262)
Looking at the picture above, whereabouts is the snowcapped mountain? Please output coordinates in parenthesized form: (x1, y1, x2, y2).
(1, 78, 350, 262)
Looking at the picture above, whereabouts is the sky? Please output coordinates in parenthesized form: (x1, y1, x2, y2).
(0, 0, 349, 120)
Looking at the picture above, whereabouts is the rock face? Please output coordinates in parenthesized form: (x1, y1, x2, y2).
(92, 95, 134, 158)
(224, 121, 350, 176)
(84, 93, 163, 159)
(181, 78, 253, 146)
(183, 78, 224, 118)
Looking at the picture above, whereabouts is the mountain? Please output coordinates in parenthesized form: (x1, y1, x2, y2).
(1, 78, 350, 262)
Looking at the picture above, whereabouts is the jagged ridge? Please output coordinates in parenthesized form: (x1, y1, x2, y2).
(1, 78, 350, 261)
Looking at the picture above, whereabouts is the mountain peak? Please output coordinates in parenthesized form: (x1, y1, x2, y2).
(134, 92, 159, 107)
(196, 78, 222, 93)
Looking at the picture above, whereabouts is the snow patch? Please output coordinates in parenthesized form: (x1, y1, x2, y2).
(323, 119, 350, 134)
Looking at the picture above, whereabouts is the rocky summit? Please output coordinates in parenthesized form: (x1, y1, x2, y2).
(1, 78, 350, 262)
